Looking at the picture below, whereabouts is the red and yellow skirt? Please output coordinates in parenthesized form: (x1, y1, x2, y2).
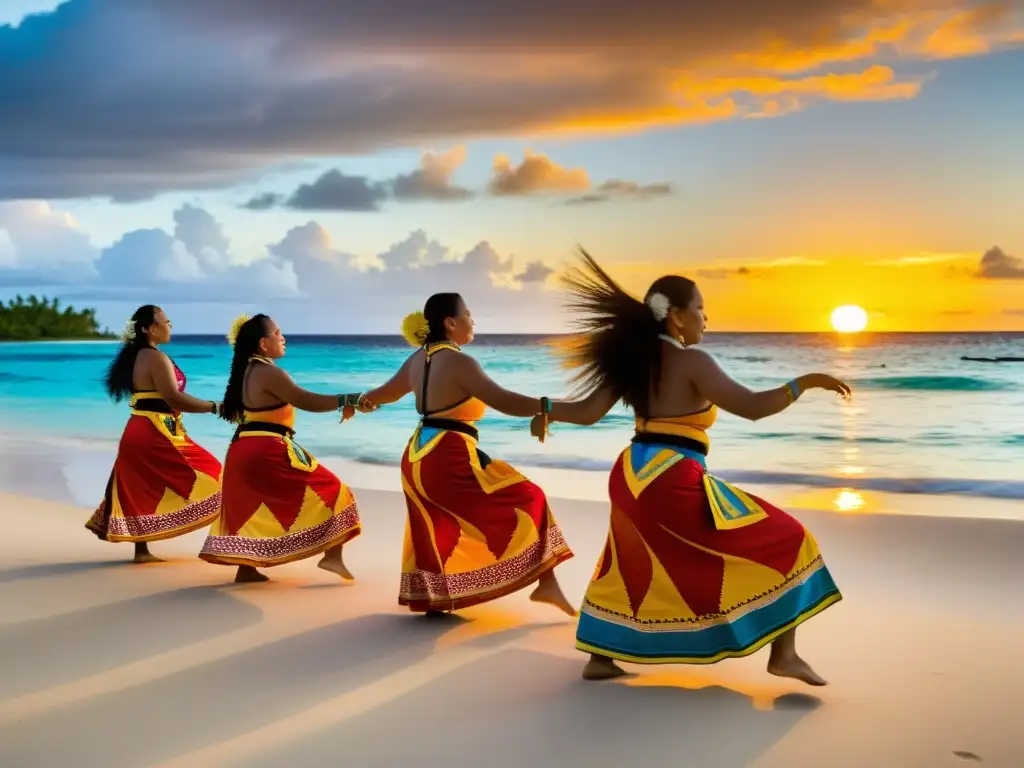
(85, 411, 222, 542)
(199, 427, 361, 568)
(399, 424, 573, 612)
(576, 442, 842, 664)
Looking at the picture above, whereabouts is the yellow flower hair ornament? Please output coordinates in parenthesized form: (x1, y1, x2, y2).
(401, 311, 430, 347)
(227, 314, 250, 347)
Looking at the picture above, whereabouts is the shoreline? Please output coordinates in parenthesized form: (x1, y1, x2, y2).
(0, 336, 117, 343)
(2, 428, 1022, 522)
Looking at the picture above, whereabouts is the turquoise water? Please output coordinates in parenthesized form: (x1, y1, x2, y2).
(1, 333, 1023, 501)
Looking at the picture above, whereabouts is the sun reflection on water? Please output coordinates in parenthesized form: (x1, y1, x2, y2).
(833, 489, 865, 512)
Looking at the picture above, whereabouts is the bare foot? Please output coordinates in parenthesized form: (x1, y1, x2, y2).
(582, 655, 630, 681)
(767, 655, 828, 686)
(234, 565, 270, 583)
(132, 544, 164, 564)
(529, 577, 577, 617)
(317, 552, 354, 580)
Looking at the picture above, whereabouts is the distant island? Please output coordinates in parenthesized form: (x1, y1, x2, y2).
(0, 295, 115, 341)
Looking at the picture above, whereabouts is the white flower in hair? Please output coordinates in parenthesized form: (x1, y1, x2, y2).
(119, 319, 137, 343)
(646, 292, 671, 321)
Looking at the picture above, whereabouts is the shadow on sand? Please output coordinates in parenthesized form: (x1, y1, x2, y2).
(0, 584, 263, 698)
(0, 612, 538, 768)
(247, 648, 822, 768)
(0, 558, 138, 584)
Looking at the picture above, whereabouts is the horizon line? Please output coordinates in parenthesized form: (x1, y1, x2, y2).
(161, 329, 1024, 336)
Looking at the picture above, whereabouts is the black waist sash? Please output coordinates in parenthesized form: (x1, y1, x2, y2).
(419, 418, 490, 469)
(421, 417, 479, 442)
(132, 398, 175, 414)
(631, 431, 708, 456)
(232, 421, 296, 442)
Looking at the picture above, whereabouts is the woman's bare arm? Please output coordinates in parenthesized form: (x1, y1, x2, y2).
(146, 351, 217, 414)
(548, 387, 618, 426)
(362, 356, 414, 406)
(262, 367, 345, 413)
(686, 349, 849, 421)
(459, 356, 545, 418)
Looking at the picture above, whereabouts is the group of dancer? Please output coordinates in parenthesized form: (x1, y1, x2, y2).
(85, 250, 851, 686)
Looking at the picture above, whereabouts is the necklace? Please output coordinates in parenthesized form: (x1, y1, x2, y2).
(658, 333, 687, 350)
(249, 354, 276, 366)
(426, 341, 461, 351)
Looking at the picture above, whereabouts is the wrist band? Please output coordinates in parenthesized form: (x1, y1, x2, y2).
(338, 393, 363, 410)
(537, 397, 551, 441)
(783, 381, 801, 403)
(210, 401, 218, 414)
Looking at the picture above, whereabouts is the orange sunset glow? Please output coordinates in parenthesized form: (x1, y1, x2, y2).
(604, 250, 1022, 333)
(0, 1, 1021, 335)
(1, 5, 1024, 767)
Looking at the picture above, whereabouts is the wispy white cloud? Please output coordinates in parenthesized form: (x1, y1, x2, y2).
(866, 252, 968, 267)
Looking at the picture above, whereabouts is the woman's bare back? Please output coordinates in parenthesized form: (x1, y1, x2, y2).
(408, 348, 472, 414)
(644, 344, 711, 418)
(242, 364, 285, 409)
(132, 348, 163, 392)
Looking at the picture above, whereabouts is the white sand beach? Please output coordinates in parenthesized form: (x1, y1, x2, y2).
(1, 440, 1023, 767)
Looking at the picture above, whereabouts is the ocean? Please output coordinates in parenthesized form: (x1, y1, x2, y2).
(1, 333, 1022, 513)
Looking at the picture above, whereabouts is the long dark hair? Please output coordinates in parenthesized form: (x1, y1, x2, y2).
(220, 314, 271, 423)
(423, 293, 463, 344)
(557, 248, 696, 419)
(104, 304, 160, 402)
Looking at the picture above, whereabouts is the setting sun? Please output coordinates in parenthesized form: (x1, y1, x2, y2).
(830, 305, 869, 333)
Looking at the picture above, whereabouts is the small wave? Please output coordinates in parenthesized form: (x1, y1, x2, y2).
(717, 471, 1024, 501)
(0, 372, 46, 383)
(750, 432, 901, 445)
(854, 375, 1014, 392)
(0, 351, 111, 363)
(489, 453, 1024, 501)
(730, 356, 773, 363)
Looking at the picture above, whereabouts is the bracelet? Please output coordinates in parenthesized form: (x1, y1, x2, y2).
(540, 396, 552, 415)
(338, 393, 363, 410)
(210, 401, 218, 414)
(783, 380, 801, 403)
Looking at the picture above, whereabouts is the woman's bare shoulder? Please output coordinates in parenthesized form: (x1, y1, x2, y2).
(135, 347, 167, 364)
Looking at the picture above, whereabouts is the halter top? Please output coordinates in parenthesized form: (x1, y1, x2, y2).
(419, 342, 487, 425)
(130, 360, 186, 410)
(635, 404, 718, 453)
(242, 403, 296, 430)
(241, 358, 295, 429)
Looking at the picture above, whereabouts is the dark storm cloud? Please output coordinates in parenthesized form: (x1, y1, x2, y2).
(0, 0, 988, 199)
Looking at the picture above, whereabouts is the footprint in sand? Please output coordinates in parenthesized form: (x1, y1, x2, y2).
(952, 751, 982, 762)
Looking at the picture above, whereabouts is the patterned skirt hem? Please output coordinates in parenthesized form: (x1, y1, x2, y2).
(198, 504, 362, 568)
(399, 548, 573, 612)
(575, 590, 842, 666)
(85, 493, 222, 543)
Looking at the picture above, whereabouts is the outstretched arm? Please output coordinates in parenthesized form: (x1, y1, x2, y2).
(149, 352, 218, 414)
(362, 356, 414, 406)
(459, 356, 547, 418)
(263, 367, 347, 413)
(687, 348, 850, 421)
(548, 387, 618, 426)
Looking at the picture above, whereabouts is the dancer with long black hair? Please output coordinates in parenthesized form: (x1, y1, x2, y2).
(199, 314, 371, 583)
(532, 251, 849, 685)
(86, 305, 223, 562)
(360, 293, 575, 615)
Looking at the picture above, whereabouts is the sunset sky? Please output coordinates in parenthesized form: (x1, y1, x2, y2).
(1, 0, 1022, 333)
